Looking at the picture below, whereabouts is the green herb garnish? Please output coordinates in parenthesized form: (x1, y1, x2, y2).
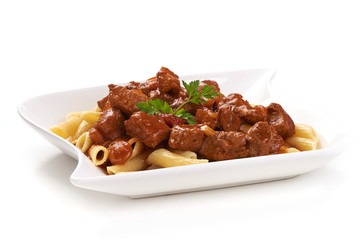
(136, 80, 221, 124)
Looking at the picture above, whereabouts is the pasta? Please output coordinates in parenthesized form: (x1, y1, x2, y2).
(277, 145, 300, 154)
(128, 138, 144, 159)
(50, 109, 100, 140)
(66, 111, 101, 124)
(75, 131, 93, 153)
(172, 149, 197, 159)
(107, 151, 150, 174)
(49, 116, 83, 139)
(147, 148, 208, 168)
(88, 145, 109, 166)
(49, 67, 320, 175)
(285, 124, 319, 151)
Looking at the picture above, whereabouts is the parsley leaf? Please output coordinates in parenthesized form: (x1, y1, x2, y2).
(174, 109, 196, 124)
(136, 102, 159, 115)
(175, 80, 221, 114)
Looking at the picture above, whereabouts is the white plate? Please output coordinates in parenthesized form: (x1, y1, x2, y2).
(18, 69, 346, 198)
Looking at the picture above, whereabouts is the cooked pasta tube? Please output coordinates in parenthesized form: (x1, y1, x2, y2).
(66, 111, 101, 124)
(107, 152, 150, 174)
(286, 137, 317, 151)
(147, 164, 163, 170)
(70, 120, 94, 143)
(285, 124, 319, 151)
(147, 148, 208, 168)
(128, 138, 144, 159)
(49, 116, 83, 139)
(172, 150, 197, 159)
(88, 145, 109, 166)
(80, 111, 101, 124)
(277, 145, 300, 154)
(75, 132, 93, 153)
(292, 124, 319, 142)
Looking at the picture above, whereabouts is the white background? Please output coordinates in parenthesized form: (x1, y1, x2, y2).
(1, 0, 359, 239)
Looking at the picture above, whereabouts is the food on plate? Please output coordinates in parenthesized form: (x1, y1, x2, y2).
(50, 67, 319, 174)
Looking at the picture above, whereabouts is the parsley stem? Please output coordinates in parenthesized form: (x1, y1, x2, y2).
(174, 101, 189, 115)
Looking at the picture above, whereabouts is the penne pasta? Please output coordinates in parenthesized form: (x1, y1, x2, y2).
(66, 111, 101, 124)
(88, 145, 109, 166)
(128, 138, 144, 159)
(285, 124, 319, 151)
(79, 111, 101, 124)
(286, 136, 317, 151)
(147, 148, 208, 168)
(75, 132, 93, 153)
(70, 120, 94, 143)
(107, 152, 150, 174)
(172, 149, 197, 159)
(49, 116, 83, 139)
(277, 145, 300, 154)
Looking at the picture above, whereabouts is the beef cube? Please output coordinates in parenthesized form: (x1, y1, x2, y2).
(246, 121, 284, 157)
(108, 84, 148, 116)
(149, 89, 178, 105)
(199, 131, 248, 161)
(168, 124, 204, 152)
(218, 93, 267, 124)
(267, 103, 295, 139)
(156, 67, 181, 95)
(89, 127, 105, 145)
(90, 107, 125, 144)
(97, 95, 109, 110)
(235, 104, 267, 124)
(126, 77, 158, 96)
(124, 111, 170, 148)
(199, 80, 221, 93)
(195, 109, 218, 130)
(218, 106, 242, 131)
(217, 93, 248, 109)
(125, 81, 142, 91)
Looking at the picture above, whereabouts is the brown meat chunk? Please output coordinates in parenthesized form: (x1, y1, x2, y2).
(218, 93, 267, 124)
(125, 77, 158, 96)
(267, 103, 295, 139)
(218, 106, 242, 131)
(199, 80, 221, 93)
(199, 131, 248, 161)
(124, 111, 170, 148)
(97, 95, 109, 110)
(246, 122, 284, 157)
(195, 109, 218, 129)
(168, 124, 204, 152)
(108, 84, 148, 116)
(217, 93, 247, 109)
(89, 107, 125, 144)
(108, 140, 133, 165)
(236, 104, 267, 124)
(156, 67, 181, 95)
(148, 89, 178, 105)
(89, 127, 105, 145)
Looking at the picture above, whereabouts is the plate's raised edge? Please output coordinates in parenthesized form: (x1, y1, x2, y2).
(69, 145, 340, 183)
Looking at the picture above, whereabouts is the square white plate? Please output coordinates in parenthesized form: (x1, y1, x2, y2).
(18, 69, 346, 198)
